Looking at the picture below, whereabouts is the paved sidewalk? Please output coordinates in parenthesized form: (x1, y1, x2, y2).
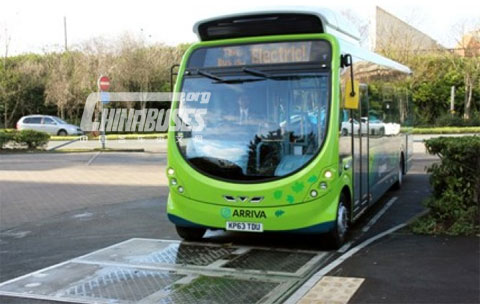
(330, 233, 480, 303)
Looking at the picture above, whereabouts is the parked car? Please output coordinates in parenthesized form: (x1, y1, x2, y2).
(16, 115, 83, 136)
(365, 117, 385, 136)
(341, 118, 360, 135)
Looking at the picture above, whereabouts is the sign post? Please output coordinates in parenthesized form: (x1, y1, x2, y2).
(97, 75, 110, 149)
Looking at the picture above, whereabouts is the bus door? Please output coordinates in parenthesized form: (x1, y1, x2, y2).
(352, 84, 369, 216)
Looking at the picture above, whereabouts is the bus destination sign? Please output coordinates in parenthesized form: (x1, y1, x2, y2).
(213, 42, 311, 66)
(188, 40, 330, 68)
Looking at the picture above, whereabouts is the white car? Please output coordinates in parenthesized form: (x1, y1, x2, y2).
(341, 118, 360, 135)
(16, 115, 83, 136)
(362, 117, 385, 136)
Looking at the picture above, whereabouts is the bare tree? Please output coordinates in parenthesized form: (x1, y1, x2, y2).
(448, 20, 480, 120)
(5, 31, 187, 126)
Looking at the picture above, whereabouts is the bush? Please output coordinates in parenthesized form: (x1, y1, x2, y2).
(412, 136, 480, 235)
(0, 130, 15, 149)
(434, 113, 480, 127)
(467, 113, 480, 126)
(13, 129, 50, 149)
(434, 113, 465, 127)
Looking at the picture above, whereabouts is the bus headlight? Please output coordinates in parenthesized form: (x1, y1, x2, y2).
(171, 178, 177, 186)
(167, 168, 175, 175)
(178, 186, 184, 193)
(324, 170, 333, 179)
(319, 182, 328, 190)
(310, 190, 318, 197)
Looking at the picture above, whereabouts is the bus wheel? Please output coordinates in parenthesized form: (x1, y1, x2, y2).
(175, 226, 206, 241)
(327, 193, 349, 249)
(393, 158, 403, 190)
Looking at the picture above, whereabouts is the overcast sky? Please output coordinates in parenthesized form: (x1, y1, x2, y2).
(1, 0, 479, 55)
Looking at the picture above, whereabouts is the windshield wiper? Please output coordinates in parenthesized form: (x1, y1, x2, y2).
(221, 78, 265, 84)
(194, 68, 267, 84)
(195, 69, 264, 84)
(242, 68, 306, 81)
(242, 67, 272, 79)
(196, 69, 225, 82)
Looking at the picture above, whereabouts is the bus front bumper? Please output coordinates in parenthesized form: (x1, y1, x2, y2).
(166, 189, 339, 234)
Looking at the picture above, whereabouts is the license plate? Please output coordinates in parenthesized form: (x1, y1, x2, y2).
(226, 221, 263, 232)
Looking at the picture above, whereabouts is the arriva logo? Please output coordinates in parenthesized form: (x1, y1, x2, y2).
(220, 207, 232, 219)
(233, 209, 267, 219)
(220, 208, 267, 219)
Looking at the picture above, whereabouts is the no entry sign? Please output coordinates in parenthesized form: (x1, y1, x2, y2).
(97, 75, 110, 91)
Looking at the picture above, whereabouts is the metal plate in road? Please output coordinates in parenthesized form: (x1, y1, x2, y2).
(0, 238, 330, 304)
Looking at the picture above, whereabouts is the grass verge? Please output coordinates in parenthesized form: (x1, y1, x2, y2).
(412, 126, 480, 134)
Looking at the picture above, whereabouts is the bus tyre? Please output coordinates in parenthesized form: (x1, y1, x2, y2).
(175, 226, 206, 241)
(393, 158, 403, 190)
(327, 194, 349, 249)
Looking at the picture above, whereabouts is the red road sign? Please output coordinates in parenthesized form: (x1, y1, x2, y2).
(98, 75, 110, 91)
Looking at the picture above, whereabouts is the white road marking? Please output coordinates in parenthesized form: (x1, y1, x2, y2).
(362, 197, 398, 233)
(0, 230, 31, 239)
(72, 212, 93, 219)
(86, 151, 101, 166)
(338, 196, 398, 253)
(337, 241, 352, 253)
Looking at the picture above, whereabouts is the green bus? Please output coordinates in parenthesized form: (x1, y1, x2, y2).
(166, 8, 413, 247)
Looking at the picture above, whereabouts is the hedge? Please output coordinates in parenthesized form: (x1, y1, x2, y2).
(412, 126, 480, 134)
(50, 133, 168, 141)
(0, 129, 50, 150)
(412, 136, 480, 235)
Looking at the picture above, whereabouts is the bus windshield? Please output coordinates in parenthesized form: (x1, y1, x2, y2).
(176, 71, 329, 182)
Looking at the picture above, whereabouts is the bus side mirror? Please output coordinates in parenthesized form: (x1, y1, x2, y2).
(341, 54, 359, 110)
(345, 80, 359, 109)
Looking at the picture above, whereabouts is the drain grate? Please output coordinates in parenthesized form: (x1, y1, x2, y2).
(158, 276, 279, 304)
(0, 239, 327, 304)
(63, 267, 184, 302)
(224, 249, 316, 273)
(130, 244, 235, 266)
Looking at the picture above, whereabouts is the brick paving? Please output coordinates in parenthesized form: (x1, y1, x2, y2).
(0, 152, 167, 230)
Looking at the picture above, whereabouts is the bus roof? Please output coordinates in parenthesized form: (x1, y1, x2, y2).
(193, 6, 411, 74)
(193, 6, 361, 43)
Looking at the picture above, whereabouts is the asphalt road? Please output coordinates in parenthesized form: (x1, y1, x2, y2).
(6, 150, 478, 304)
(0, 151, 435, 282)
